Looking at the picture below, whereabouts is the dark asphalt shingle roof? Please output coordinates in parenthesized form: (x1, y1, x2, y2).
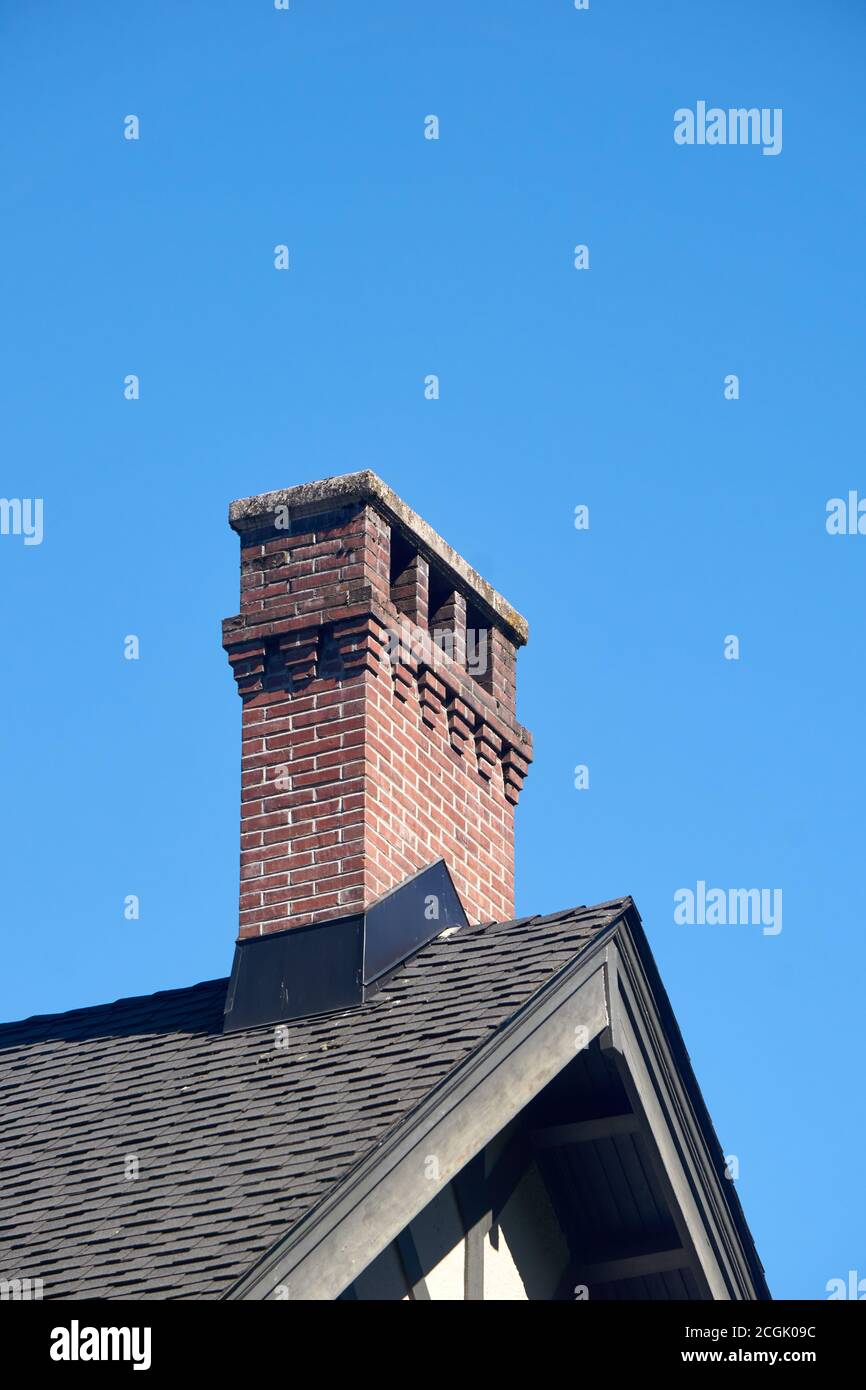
(0, 900, 627, 1300)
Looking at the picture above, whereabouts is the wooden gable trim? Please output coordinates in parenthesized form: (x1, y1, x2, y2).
(223, 903, 768, 1301)
(223, 936, 613, 1299)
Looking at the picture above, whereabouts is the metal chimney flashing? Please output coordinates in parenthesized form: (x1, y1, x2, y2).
(223, 859, 468, 1033)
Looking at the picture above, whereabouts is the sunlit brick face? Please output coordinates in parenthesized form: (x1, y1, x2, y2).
(223, 475, 531, 937)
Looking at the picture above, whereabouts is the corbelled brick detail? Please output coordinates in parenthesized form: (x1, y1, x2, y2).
(223, 472, 532, 938)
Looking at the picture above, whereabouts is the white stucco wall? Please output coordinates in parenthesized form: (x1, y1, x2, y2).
(348, 1141, 568, 1299)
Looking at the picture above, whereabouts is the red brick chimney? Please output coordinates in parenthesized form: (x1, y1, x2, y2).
(223, 472, 531, 938)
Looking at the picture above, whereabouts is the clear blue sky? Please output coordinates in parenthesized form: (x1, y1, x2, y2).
(1, 1, 863, 1300)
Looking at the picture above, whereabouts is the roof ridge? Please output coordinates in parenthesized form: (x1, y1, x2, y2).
(0, 976, 228, 1037)
(0, 900, 636, 1037)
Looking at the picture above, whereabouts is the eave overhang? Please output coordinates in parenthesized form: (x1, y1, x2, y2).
(222, 900, 769, 1302)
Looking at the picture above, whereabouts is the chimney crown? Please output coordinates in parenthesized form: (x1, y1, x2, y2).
(228, 470, 529, 646)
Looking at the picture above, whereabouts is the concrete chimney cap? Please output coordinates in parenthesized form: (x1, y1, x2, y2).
(229, 469, 529, 646)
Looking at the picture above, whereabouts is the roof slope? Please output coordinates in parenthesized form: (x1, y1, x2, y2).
(0, 902, 625, 1300)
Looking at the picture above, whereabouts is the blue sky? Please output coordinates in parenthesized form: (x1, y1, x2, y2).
(1, 0, 863, 1300)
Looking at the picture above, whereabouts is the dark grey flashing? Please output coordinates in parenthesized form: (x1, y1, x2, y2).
(223, 859, 468, 1032)
(228, 470, 529, 647)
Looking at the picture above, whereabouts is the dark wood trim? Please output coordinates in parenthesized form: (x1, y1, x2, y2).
(572, 1243, 688, 1288)
(464, 1225, 485, 1301)
(396, 1230, 431, 1301)
(531, 1113, 639, 1149)
(603, 911, 770, 1299)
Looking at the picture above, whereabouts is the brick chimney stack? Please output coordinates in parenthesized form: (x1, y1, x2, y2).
(223, 472, 532, 939)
